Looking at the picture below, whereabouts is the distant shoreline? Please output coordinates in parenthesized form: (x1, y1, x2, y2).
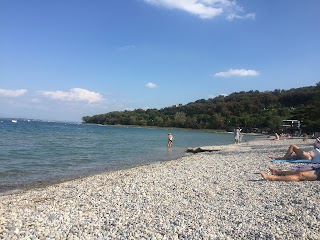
(82, 123, 267, 136)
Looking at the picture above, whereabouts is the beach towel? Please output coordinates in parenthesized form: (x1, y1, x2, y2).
(270, 159, 312, 163)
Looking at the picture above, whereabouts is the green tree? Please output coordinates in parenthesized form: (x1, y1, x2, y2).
(174, 112, 187, 127)
(154, 116, 164, 126)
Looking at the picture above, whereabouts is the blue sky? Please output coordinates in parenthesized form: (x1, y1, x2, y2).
(1, 0, 319, 122)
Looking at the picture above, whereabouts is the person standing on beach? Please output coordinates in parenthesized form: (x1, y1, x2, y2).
(167, 133, 174, 147)
(234, 127, 241, 144)
(239, 128, 243, 143)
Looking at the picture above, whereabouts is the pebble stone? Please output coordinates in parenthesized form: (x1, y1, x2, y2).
(0, 137, 319, 239)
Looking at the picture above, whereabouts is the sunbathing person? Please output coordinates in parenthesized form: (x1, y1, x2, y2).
(269, 141, 320, 163)
(273, 133, 280, 141)
(261, 165, 320, 181)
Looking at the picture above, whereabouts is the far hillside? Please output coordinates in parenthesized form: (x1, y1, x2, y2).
(82, 83, 320, 134)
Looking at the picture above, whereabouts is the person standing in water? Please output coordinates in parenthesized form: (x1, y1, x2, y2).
(167, 133, 174, 147)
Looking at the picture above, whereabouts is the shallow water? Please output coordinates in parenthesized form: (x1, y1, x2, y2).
(0, 120, 255, 192)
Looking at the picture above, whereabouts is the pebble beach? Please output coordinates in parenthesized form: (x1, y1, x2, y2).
(1, 137, 319, 239)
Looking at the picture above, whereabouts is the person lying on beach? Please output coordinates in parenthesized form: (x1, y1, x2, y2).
(261, 165, 320, 181)
(269, 141, 320, 163)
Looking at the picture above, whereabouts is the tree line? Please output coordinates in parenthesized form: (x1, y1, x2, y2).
(82, 83, 320, 134)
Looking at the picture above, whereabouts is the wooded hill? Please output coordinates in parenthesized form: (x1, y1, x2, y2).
(82, 83, 320, 134)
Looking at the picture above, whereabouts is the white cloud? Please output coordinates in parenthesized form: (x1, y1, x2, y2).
(214, 69, 259, 77)
(117, 45, 136, 51)
(146, 82, 158, 88)
(227, 12, 255, 21)
(0, 89, 27, 97)
(144, 0, 255, 20)
(40, 88, 103, 103)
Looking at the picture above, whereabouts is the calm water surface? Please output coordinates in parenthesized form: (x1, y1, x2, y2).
(0, 120, 255, 193)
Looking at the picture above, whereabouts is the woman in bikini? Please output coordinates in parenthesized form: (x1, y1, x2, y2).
(269, 138, 320, 163)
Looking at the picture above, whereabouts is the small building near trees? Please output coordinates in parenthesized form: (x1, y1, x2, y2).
(282, 120, 302, 136)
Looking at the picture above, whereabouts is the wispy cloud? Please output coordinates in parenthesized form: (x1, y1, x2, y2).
(40, 88, 103, 103)
(117, 45, 136, 51)
(227, 12, 255, 21)
(146, 82, 158, 88)
(214, 69, 259, 77)
(0, 89, 27, 97)
(143, 0, 255, 20)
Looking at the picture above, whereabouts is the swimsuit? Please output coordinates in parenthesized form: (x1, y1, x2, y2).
(311, 148, 320, 163)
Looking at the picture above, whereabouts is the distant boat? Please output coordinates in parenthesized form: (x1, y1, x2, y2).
(12, 119, 17, 123)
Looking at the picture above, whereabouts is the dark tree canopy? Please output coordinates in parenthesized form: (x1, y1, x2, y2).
(82, 83, 320, 134)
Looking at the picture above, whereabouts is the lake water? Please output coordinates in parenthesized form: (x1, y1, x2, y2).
(0, 120, 255, 193)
